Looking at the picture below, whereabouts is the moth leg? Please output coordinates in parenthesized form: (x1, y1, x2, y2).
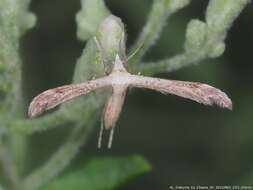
(108, 128, 114, 149)
(98, 119, 105, 149)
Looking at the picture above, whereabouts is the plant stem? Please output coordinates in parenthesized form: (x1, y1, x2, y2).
(132, 52, 204, 75)
(0, 135, 21, 190)
(129, 0, 190, 63)
(131, 0, 250, 76)
(9, 109, 80, 134)
(0, 2, 35, 189)
(22, 110, 99, 190)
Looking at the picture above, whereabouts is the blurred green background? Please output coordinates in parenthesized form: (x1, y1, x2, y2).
(21, 0, 253, 189)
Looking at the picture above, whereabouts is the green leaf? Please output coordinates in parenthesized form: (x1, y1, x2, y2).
(41, 155, 151, 190)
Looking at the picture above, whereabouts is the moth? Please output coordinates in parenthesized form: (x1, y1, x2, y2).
(28, 16, 232, 149)
(28, 53, 232, 148)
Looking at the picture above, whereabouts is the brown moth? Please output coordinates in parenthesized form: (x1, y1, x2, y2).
(28, 53, 232, 148)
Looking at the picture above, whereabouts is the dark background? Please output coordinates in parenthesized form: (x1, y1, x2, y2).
(22, 0, 253, 189)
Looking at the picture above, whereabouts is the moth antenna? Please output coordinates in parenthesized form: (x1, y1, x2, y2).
(108, 128, 114, 149)
(97, 120, 104, 149)
(127, 42, 144, 62)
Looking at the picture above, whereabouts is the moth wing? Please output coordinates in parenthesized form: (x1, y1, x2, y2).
(130, 75, 232, 110)
(28, 78, 111, 117)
